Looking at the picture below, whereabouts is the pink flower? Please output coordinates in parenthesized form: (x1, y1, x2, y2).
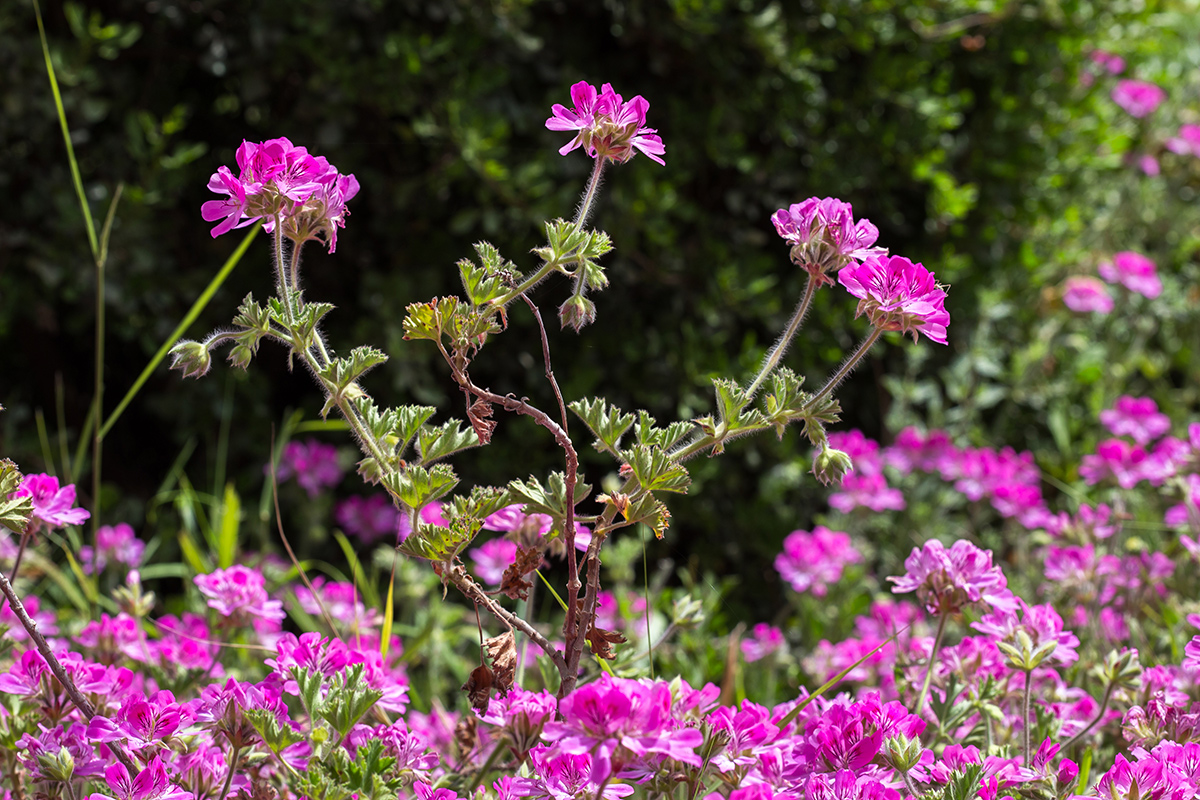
(826, 429, 883, 476)
(883, 427, 954, 474)
(10, 473, 90, 530)
(774, 526, 862, 596)
(546, 81, 665, 165)
(1089, 49, 1126, 75)
(1166, 123, 1200, 157)
(837, 254, 950, 344)
(1111, 79, 1166, 118)
(543, 673, 704, 781)
(1100, 396, 1172, 444)
(829, 472, 906, 513)
(1099, 251, 1162, 299)
(336, 494, 401, 543)
(85, 755, 193, 800)
(80, 522, 145, 573)
(193, 566, 285, 623)
(1080, 438, 1151, 488)
(1062, 275, 1113, 313)
(741, 623, 785, 663)
(889, 539, 1018, 616)
(469, 538, 519, 584)
(274, 439, 343, 498)
(293, 577, 381, 630)
(1138, 153, 1161, 176)
(771, 197, 886, 285)
(202, 138, 357, 250)
(1165, 474, 1200, 528)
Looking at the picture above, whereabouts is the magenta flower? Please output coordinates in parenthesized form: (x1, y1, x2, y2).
(1062, 275, 1113, 313)
(888, 539, 1018, 616)
(1138, 153, 1161, 176)
(771, 197, 886, 284)
(774, 526, 862, 596)
(336, 494, 401, 544)
(1089, 49, 1126, 75)
(468, 538, 519, 584)
(1080, 438, 1151, 488)
(293, 577, 381, 630)
(542, 674, 703, 781)
(883, 427, 954, 474)
(193, 566, 285, 623)
(80, 522, 145, 574)
(202, 138, 357, 251)
(837, 254, 950, 344)
(829, 472, 906, 513)
(1165, 473, 1200, 528)
(86, 754, 193, 800)
(87, 690, 189, 752)
(10, 473, 90, 530)
(18, 722, 106, 781)
(274, 439, 343, 498)
(1111, 79, 1166, 117)
(972, 600, 1080, 667)
(1166, 123, 1200, 157)
(1100, 396, 1171, 444)
(1099, 251, 1162, 298)
(740, 623, 785, 663)
(546, 81, 665, 165)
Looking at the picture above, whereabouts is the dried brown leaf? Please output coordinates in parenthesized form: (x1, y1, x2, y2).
(485, 630, 517, 697)
(499, 545, 545, 600)
(585, 625, 627, 660)
(461, 664, 495, 713)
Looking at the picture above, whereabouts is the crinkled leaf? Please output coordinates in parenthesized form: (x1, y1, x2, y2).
(382, 463, 459, 511)
(569, 397, 635, 456)
(396, 517, 477, 562)
(417, 419, 481, 464)
(505, 472, 591, 538)
(633, 411, 694, 450)
(0, 460, 31, 535)
(621, 444, 690, 494)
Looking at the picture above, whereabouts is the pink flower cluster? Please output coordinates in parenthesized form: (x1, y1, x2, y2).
(1098, 251, 1162, 299)
(774, 526, 862, 596)
(193, 565, 285, 624)
(889, 539, 1018, 617)
(1111, 79, 1167, 118)
(202, 137, 359, 251)
(838, 255, 950, 345)
(8, 472, 90, 532)
(274, 439, 344, 499)
(771, 197, 885, 284)
(546, 81, 665, 165)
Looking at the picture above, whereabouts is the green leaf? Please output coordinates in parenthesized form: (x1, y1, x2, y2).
(416, 419, 480, 464)
(214, 483, 240, 569)
(0, 460, 31, 534)
(445, 485, 512, 525)
(177, 529, 212, 575)
(458, 241, 517, 307)
(245, 707, 305, 755)
(761, 369, 840, 445)
(395, 518, 476, 562)
(632, 411, 694, 451)
(569, 397, 635, 456)
(382, 464, 460, 510)
(401, 296, 462, 342)
(505, 472, 592, 539)
(621, 444, 690, 494)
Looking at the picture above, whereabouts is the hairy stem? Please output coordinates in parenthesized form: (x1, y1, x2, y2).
(0, 570, 139, 776)
(573, 157, 606, 229)
(219, 744, 241, 800)
(743, 274, 818, 399)
(807, 326, 884, 409)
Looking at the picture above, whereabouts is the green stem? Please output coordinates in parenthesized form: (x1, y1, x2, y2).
(916, 611, 947, 714)
(744, 274, 818, 398)
(92, 231, 105, 555)
(573, 157, 606, 229)
(1022, 669, 1034, 766)
(807, 326, 884, 408)
(218, 744, 241, 800)
(1060, 679, 1114, 752)
(467, 737, 508, 792)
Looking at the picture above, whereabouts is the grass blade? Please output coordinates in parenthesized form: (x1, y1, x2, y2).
(100, 226, 259, 440)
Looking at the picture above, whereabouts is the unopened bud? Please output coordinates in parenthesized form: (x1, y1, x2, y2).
(998, 630, 1058, 672)
(558, 295, 597, 332)
(36, 746, 75, 783)
(1096, 648, 1143, 691)
(882, 733, 923, 772)
(169, 341, 212, 379)
(811, 447, 854, 486)
(672, 594, 704, 629)
(228, 344, 254, 370)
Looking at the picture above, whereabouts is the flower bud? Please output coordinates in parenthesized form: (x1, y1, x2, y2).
(671, 594, 705, 629)
(168, 341, 212, 379)
(35, 745, 75, 783)
(882, 733, 923, 772)
(1096, 647, 1142, 691)
(558, 295, 597, 332)
(228, 344, 255, 370)
(811, 447, 854, 486)
(998, 629, 1058, 671)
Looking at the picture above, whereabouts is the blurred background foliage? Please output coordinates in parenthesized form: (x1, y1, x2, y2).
(2, 0, 1199, 624)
